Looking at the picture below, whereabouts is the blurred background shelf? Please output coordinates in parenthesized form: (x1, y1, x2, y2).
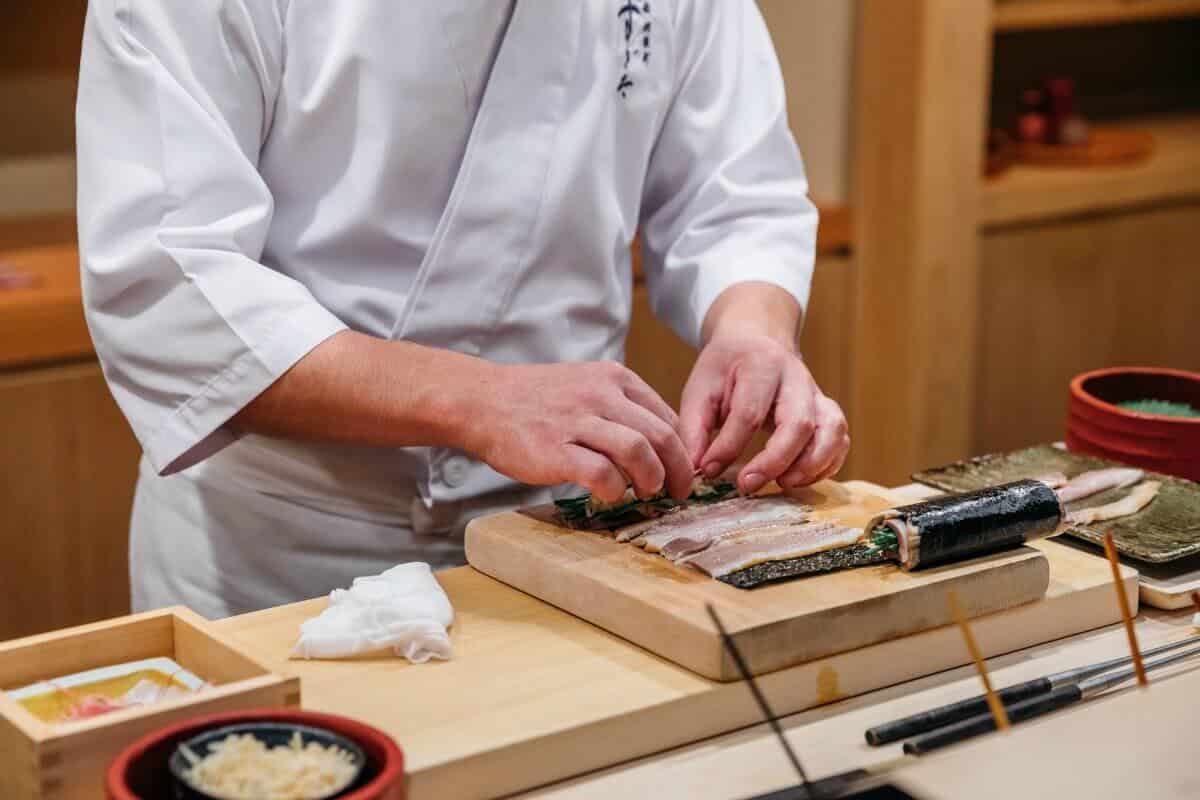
(982, 113, 1200, 225)
(994, 0, 1200, 31)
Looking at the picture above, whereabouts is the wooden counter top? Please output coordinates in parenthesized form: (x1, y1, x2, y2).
(213, 516, 1134, 800)
(518, 606, 1197, 799)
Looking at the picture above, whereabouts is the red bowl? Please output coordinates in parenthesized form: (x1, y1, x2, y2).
(1067, 367, 1200, 481)
(106, 708, 405, 800)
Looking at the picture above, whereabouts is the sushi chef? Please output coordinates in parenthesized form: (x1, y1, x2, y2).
(77, 1, 849, 618)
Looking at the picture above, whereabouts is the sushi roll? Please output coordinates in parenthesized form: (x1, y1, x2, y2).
(866, 479, 1065, 570)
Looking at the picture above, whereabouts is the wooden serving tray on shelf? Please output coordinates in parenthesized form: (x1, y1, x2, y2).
(465, 481, 1051, 680)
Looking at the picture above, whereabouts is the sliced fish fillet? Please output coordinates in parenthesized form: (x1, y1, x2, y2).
(661, 521, 838, 562)
(634, 497, 812, 553)
(613, 512, 675, 542)
(1056, 468, 1145, 505)
(685, 525, 864, 578)
(1031, 472, 1068, 489)
(1067, 481, 1160, 525)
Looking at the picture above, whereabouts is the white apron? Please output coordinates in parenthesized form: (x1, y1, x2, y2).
(77, 1, 818, 616)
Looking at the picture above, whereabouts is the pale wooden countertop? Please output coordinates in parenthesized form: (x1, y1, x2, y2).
(210, 483, 1186, 799)
(517, 606, 1196, 799)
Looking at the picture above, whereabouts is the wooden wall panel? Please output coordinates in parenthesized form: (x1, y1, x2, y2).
(850, 0, 994, 485)
(0, 2, 86, 75)
(0, 362, 139, 640)
(975, 201, 1200, 455)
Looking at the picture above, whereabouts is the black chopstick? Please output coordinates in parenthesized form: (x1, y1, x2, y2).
(706, 604, 813, 796)
(903, 641, 1200, 755)
(865, 634, 1200, 745)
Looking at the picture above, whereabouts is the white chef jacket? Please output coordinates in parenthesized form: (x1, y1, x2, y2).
(77, 0, 817, 617)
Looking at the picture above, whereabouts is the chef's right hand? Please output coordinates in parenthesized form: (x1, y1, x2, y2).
(465, 361, 695, 504)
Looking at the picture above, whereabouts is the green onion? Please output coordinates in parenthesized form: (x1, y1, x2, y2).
(871, 524, 899, 552)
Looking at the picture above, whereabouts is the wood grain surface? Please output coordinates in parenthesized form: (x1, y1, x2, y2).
(983, 115, 1200, 226)
(515, 606, 1193, 800)
(893, 659, 1200, 799)
(849, 0, 992, 486)
(0, 362, 139, 640)
(213, 535, 1135, 800)
(975, 201, 1200, 458)
(465, 481, 1050, 680)
(0, 243, 90, 369)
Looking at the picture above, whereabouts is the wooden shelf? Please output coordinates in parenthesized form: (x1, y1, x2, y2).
(982, 114, 1200, 226)
(994, 0, 1200, 31)
(0, 242, 92, 369)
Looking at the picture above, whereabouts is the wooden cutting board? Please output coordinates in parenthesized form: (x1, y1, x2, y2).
(465, 481, 1051, 680)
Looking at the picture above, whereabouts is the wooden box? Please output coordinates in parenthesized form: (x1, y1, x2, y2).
(0, 607, 301, 800)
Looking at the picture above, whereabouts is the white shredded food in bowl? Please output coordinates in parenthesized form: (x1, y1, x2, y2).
(181, 731, 359, 800)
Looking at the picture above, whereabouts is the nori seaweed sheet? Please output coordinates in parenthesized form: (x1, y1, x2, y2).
(719, 543, 890, 589)
(898, 479, 1061, 569)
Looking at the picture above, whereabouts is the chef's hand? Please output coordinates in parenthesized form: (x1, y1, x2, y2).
(679, 283, 850, 495)
(465, 361, 696, 504)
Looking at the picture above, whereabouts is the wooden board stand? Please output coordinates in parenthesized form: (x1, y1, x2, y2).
(465, 482, 1051, 680)
(0, 607, 300, 800)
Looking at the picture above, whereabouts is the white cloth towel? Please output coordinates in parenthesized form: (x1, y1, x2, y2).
(291, 563, 454, 663)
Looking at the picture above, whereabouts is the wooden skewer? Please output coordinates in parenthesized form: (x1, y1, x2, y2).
(947, 589, 1009, 731)
(1103, 531, 1148, 688)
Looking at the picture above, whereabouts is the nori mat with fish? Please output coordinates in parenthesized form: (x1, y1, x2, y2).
(913, 444, 1200, 563)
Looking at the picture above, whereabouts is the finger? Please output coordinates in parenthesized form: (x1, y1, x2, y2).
(605, 401, 694, 501)
(576, 418, 665, 499)
(738, 418, 815, 495)
(737, 367, 820, 494)
(620, 370, 680, 429)
(813, 433, 851, 482)
(779, 397, 849, 489)
(679, 366, 724, 468)
(700, 365, 780, 480)
(561, 444, 628, 504)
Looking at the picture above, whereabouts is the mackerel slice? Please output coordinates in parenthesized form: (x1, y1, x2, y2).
(686, 525, 863, 577)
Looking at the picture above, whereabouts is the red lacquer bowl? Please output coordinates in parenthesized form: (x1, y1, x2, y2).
(106, 708, 405, 800)
(1067, 367, 1200, 482)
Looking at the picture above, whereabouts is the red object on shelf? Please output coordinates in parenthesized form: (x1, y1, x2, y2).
(106, 708, 406, 800)
(1044, 77, 1089, 146)
(1067, 367, 1200, 482)
(1017, 89, 1048, 144)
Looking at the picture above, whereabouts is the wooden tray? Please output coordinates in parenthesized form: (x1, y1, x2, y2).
(466, 481, 1050, 680)
(914, 444, 1200, 563)
(0, 607, 300, 800)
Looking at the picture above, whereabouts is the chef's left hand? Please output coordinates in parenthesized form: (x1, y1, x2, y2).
(679, 284, 849, 495)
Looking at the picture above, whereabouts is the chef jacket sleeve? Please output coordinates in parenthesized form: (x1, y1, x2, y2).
(76, 0, 348, 475)
(639, 0, 818, 349)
